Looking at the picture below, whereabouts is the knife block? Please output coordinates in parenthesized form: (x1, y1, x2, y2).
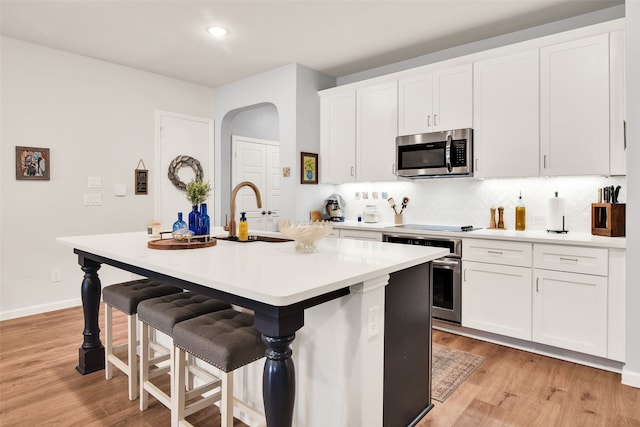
(591, 203, 625, 237)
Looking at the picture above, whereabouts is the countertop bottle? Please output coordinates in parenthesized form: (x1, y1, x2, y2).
(172, 212, 187, 231)
(238, 211, 249, 241)
(515, 192, 526, 231)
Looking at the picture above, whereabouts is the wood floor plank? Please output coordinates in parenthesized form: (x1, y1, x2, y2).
(2, 308, 640, 426)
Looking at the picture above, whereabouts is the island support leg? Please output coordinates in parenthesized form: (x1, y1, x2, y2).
(262, 334, 296, 427)
(76, 257, 105, 374)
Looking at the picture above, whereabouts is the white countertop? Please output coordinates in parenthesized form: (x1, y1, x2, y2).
(57, 227, 448, 306)
(333, 221, 626, 249)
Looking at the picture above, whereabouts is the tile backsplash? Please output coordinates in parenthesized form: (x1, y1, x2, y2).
(336, 175, 626, 233)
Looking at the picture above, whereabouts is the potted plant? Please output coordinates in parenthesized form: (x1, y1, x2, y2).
(185, 180, 211, 234)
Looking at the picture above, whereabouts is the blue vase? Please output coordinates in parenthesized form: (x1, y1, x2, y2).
(198, 203, 210, 236)
(188, 205, 200, 234)
(172, 212, 188, 231)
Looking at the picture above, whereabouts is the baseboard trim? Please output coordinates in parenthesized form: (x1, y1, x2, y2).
(0, 298, 82, 321)
(622, 368, 640, 388)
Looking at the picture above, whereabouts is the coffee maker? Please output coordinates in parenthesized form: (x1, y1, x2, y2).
(324, 195, 345, 222)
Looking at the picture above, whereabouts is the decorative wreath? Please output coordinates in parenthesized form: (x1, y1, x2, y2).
(167, 155, 204, 191)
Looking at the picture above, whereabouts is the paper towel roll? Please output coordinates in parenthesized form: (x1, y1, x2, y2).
(546, 194, 567, 232)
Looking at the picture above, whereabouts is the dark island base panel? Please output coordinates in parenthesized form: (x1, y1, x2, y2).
(384, 263, 433, 427)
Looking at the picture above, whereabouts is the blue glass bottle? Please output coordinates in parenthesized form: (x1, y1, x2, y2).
(172, 212, 187, 231)
(198, 203, 210, 236)
(188, 205, 200, 234)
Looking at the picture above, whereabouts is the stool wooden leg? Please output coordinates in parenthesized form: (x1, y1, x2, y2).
(105, 304, 113, 380)
(127, 313, 138, 400)
(221, 370, 234, 427)
(172, 346, 186, 427)
(139, 321, 150, 411)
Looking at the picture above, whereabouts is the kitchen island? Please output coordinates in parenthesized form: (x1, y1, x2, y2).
(57, 228, 447, 427)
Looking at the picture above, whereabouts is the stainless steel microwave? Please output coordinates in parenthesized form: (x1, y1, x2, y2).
(396, 128, 473, 178)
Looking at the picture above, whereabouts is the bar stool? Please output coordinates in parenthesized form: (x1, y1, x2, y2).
(172, 308, 267, 427)
(138, 292, 231, 413)
(103, 279, 183, 400)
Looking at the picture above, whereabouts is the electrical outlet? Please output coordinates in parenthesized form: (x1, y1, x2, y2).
(50, 268, 61, 283)
(368, 305, 379, 339)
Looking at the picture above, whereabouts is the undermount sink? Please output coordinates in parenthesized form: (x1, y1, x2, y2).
(216, 235, 293, 243)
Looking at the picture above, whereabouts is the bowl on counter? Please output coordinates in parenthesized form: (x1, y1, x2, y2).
(278, 220, 333, 253)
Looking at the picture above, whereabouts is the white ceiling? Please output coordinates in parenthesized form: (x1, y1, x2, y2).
(0, 0, 623, 88)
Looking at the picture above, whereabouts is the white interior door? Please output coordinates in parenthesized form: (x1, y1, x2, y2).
(232, 136, 280, 231)
(155, 111, 214, 230)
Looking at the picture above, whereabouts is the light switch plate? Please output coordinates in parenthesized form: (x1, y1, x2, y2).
(114, 184, 126, 197)
(83, 193, 102, 206)
(87, 176, 102, 188)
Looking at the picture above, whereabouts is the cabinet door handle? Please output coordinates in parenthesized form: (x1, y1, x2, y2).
(463, 269, 466, 282)
(434, 113, 438, 126)
(427, 115, 431, 127)
(543, 155, 548, 169)
(350, 166, 355, 177)
(475, 158, 479, 172)
(536, 277, 539, 292)
(392, 163, 396, 175)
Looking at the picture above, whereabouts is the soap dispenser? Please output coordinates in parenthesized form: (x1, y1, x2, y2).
(515, 192, 526, 231)
(238, 212, 249, 241)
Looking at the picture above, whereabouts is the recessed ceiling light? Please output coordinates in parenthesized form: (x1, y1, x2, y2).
(207, 26, 229, 38)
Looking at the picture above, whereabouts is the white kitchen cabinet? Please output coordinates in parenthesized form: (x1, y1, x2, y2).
(356, 81, 398, 182)
(532, 269, 607, 358)
(462, 260, 532, 340)
(473, 50, 539, 178)
(462, 239, 533, 340)
(320, 89, 356, 183)
(540, 34, 610, 176)
(609, 30, 626, 176)
(338, 229, 382, 242)
(532, 244, 608, 358)
(320, 81, 396, 183)
(398, 64, 472, 136)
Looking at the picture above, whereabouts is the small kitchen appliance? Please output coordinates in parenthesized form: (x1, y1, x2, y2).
(363, 205, 380, 223)
(324, 193, 345, 222)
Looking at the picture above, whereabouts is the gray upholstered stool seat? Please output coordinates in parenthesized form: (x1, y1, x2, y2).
(172, 309, 267, 427)
(103, 279, 182, 401)
(137, 292, 231, 412)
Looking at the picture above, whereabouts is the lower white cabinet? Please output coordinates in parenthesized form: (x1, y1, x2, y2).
(532, 269, 607, 358)
(462, 260, 532, 340)
(338, 229, 382, 242)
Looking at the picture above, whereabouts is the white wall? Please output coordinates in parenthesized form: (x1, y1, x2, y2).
(623, 0, 640, 388)
(213, 64, 335, 226)
(0, 37, 214, 319)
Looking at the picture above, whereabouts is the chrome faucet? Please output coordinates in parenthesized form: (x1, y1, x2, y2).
(225, 181, 262, 238)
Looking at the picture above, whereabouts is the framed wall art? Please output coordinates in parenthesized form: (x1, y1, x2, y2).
(301, 152, 318, 185)
(16, 146, 50, 180)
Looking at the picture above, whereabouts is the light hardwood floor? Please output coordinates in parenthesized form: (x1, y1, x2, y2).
(1, 306, 640, 426)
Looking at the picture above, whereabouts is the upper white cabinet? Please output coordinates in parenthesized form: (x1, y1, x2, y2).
(398, 64, 472, 136)
(540, 34, 610, 176)
(320, 89, 356, 183)
(356, 81, 398, 182)
(473, 50, 539, 178)
(320, 81, 397, 183)
(609, 30, 626, 175)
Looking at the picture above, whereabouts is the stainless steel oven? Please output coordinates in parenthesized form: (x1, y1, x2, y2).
(383, 233, 462, 324)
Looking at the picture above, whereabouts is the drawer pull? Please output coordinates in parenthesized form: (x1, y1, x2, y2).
(559, 257, 579, 264)
(487, 250, 503, 256)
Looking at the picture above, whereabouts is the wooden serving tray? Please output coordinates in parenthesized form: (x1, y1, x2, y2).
(147, 234, 217, 250)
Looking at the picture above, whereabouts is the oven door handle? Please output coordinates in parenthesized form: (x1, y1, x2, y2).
(445, 134, 453, 173)
(433, 258, 460, 269)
